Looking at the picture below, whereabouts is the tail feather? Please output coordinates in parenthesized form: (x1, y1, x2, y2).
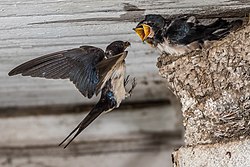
(229, 19, 243, 31)
(59, 103, 106, 148)
(205, 18, 243, 41)
(206, 18, 228, 29)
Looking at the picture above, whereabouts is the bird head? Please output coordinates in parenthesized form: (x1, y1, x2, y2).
(105, 41, 130, 58)
(133, 15, 166, 44)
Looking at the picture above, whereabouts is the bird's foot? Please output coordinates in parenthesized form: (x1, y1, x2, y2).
(124, 75, 130, 86)
(126, 77, 137, 98)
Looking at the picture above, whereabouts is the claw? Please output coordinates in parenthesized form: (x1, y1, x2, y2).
(127, 77, 137, 97)
(124, 75, 130, 86)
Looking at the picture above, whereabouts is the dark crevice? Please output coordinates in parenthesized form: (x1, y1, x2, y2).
(0, 100, 170, 118)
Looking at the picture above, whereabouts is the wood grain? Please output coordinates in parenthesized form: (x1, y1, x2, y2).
(0, 150, 178, 167)
(0, 104, 181, 147)
(0, 104, 182, 166)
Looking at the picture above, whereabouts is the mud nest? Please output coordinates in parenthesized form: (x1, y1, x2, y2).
(157, 19, 250, 145)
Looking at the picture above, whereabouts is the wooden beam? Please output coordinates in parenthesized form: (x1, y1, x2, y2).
(0, 104, 182, 147)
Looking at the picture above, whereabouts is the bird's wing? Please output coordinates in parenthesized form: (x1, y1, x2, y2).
(8, 46, 105, 98)
(96, 51, 127, 92)
(164, 17, 204, 44)
(164, 17, 243, 45)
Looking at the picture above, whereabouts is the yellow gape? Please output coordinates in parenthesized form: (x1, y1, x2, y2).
(133, 24, 152, 41)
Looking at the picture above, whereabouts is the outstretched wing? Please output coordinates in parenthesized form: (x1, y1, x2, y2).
(96, 51, 127, 92)
(8, 46, 105, 98)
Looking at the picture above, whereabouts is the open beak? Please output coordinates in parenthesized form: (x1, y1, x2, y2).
(133, 24, 152, 41)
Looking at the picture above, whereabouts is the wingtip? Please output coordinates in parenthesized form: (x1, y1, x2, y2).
(8, 72, 13, 76)
(8, 67, 23, 76)
(8, 70, 17, 76)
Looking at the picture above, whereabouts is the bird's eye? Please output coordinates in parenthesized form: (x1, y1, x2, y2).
(105, 50, 113, 57)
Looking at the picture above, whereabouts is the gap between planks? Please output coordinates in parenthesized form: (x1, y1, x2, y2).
(0, 100, 170, 118)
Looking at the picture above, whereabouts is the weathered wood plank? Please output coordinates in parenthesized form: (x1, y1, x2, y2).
(0, 104, 182, 167)
(0, 76, 172, 107)
(0, 133, 182, 157)
(0, 150, 177, 167)
(0, 104, 181, 147)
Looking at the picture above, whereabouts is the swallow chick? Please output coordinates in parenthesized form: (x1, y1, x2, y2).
(8, 40, 136, 148)
(134, 14, 243, 55)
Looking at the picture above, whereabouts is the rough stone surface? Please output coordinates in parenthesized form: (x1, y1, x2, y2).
(158, 19, 250, 145)
(172, 139, 250, 167)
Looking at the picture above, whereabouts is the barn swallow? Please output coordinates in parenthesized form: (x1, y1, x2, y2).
(134, 14, 243, 55)
(8, 41, 136, 148)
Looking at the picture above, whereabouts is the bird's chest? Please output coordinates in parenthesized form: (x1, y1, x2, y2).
(157, 37, 192, 55)
(111, 64, 126, 107)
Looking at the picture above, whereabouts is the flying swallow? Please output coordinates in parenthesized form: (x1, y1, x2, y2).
(8, 41, 136, 148)
(134, 15, 243, 55)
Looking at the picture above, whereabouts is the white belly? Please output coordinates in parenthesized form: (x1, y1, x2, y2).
(111, 64, 126, 108)
(157, 37, 200, 55)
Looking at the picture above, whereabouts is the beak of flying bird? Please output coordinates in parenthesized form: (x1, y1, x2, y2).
(124, 41, 131, 48)
(133, 24, 153, 41)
